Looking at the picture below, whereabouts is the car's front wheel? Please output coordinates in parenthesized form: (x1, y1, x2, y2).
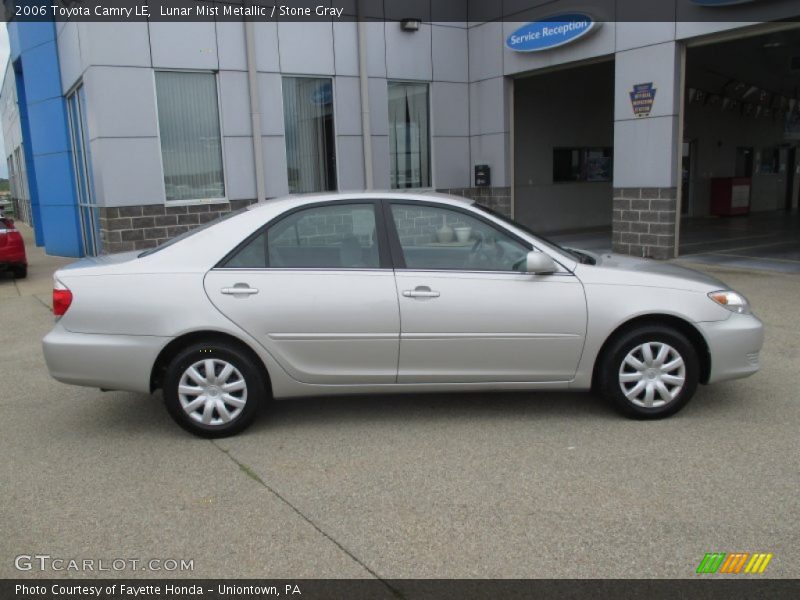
(598, 325, 699, 419)
(163, 342, 266, 437)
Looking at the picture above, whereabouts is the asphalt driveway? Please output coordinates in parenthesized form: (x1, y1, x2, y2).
(1, 224, 798, 579)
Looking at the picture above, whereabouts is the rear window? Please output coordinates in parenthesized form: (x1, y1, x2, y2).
(138, 209, 245, 258)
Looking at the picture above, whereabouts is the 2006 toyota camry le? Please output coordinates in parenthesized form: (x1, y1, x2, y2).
(43, 193, 764, 437)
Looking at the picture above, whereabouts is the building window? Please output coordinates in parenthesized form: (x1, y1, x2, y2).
(66, 84, 101, 256)
(282, 77, 337, 193)
(388, 82, 430, 189)
(553, 147, 613, 183)
(155, 71, 225, 202)
(758, 146, 779, 174)
(11, 147, 31, 225)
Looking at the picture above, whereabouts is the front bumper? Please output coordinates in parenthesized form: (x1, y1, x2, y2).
(42, 322, 169, 393)
(698, 312, 764, 384)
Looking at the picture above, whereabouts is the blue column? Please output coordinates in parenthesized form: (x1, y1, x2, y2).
(8, 21, 83, 257)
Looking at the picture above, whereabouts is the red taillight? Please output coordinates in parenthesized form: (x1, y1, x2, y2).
(53, 287, 73, 317)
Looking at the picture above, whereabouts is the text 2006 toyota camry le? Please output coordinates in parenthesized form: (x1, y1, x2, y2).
(43, 193, 763, 437)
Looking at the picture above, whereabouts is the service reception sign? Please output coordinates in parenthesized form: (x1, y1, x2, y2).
(506, 14, 597, 52)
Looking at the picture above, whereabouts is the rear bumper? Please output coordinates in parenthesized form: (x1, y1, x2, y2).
(0, 236, 27, 267)
(42, 322, 169, 393)
(0, 254, 26, 268)
(698, 313, 764, 384)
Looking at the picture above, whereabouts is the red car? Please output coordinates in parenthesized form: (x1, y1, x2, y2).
(0, 216, 27, 279)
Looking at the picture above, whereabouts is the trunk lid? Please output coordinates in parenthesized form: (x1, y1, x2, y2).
(57, 251, 141, 272)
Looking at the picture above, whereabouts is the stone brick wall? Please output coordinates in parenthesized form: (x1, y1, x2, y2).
(612, 188, 677, 260)
(437, 187, 512, 217)
(392, 204, 474, 246)
(273, 205, 375, 247)
(98, 200, 254, 254)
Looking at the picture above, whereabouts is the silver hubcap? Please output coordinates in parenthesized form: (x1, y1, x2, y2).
(178, 359, 247, 426)
(619, 342, 686, 408)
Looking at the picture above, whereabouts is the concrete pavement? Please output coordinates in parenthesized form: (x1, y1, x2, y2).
(1, 223, 798, 579)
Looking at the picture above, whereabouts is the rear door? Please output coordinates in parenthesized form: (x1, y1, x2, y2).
(204, 201, 400, 384)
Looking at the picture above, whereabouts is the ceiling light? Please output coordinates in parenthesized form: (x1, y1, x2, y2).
(742, 85, 759, 99)
(401, 19, 421, 32)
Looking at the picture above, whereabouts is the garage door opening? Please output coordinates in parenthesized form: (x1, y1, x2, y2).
(677, 27, 800, 271)
(537, 28, 800, 271)
(513, 60, 615, 236)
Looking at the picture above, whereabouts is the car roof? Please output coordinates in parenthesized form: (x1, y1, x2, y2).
(245, 191, 474, 214)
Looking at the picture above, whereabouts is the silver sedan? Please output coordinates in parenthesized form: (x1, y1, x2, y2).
(43, 193, 764, 436)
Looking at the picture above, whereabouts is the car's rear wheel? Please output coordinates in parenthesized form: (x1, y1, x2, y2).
(598, 325, 699, 419)
(12, 265, 27, 279)
(163, 342, 266, 437)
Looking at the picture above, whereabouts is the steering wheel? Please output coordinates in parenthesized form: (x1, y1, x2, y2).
(470, 232, 484, 255)
(512, 256, 527, 271)
(469, 231, 506, 268)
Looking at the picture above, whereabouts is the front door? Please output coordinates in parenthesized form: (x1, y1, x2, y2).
(205, 201, 399, 384)
(386, 201, 587, 383)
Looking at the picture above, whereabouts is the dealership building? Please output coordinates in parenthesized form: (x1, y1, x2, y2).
(2, 1, 800, 259)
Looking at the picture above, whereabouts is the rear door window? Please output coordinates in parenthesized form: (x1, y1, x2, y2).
(222, 203, 382, 269)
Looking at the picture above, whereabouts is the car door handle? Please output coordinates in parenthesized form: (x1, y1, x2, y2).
(220, 285, 259, 296)
(403, 287, 440, 299)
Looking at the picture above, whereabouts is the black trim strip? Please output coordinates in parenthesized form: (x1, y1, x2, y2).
(379, 198, 406, 269)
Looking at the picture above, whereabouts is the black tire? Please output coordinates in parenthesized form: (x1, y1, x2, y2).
(163, 341, 267, 437)
(598, 325, 699, 419)
(12, 265, 27, 279)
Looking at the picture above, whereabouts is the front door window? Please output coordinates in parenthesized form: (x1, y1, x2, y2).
(389, 203, 529, 272)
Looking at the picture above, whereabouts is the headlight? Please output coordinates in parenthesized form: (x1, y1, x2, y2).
(708, 290, 751, 314)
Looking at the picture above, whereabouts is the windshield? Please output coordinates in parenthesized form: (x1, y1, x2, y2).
(138, 208, 246, 258)
(473, 204, 585, 262)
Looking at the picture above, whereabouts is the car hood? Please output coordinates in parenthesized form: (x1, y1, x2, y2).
(575, 252, 729, 292)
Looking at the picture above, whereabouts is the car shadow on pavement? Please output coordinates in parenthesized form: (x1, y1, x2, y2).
(66, 383, 748, 440)
(249, 391, 618, 433)
(66, 389, 621, 439)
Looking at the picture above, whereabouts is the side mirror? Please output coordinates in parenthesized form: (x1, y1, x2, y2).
(525, 251, 557, 274)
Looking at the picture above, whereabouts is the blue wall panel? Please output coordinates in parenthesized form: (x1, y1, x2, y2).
(22, 40, 64, 104)
(33, 152, 75, 203)
(14, 21, 54, 53)
(13, 60, 44, 246)
(26, 98, 71, 155)
(9, 21, 83, 257)
(36, 204, 83, 256)
(8, 23, 20, 59)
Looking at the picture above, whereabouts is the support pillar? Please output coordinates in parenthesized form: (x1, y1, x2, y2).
(612, 41, 683, 259)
